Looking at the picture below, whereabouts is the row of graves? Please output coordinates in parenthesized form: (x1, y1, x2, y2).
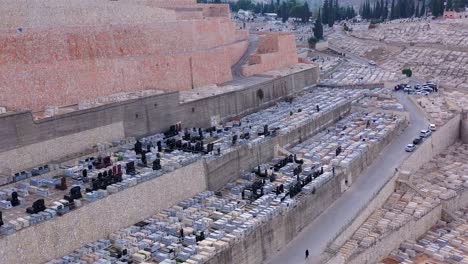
(382, 207, 468, 264)
(45, 110, 406, 264)
(0, 88, 365, 236)
(337, 143, 468, 261)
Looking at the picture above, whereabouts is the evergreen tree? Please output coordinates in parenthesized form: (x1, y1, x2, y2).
(390, 0, 395, 18)
(322, 0, 329, 24)
(314, 9, 324, 40)
(383, 0, 389, 19)
(334, 0, 340, 21)
(327, 0, 334, 26)
(409, 0, 415, 16)
(420, 0, 425, 16)
(446, 0, 453, 9)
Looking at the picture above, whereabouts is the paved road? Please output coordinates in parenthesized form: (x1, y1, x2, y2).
(265, 92, 428, 264)
(232, 34, 259, 79)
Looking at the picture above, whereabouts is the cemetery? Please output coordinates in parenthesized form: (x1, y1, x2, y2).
(320, 60, 400, 87)
(326, 113, 468, 264)
(381, 206, 468, 264)
(0, 84, 412, 263)
(39, 108, 406, 264)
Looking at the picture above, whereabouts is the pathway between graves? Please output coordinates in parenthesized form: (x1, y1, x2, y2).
(265, 92, 428, 264)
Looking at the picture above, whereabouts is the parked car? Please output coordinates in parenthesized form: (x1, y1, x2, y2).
(413, 138, 422, 145)
(368, 60, 377, 66)
(420, 129, 432, 138)
(429, 124, 436, 131)
(405, 144, 416, 152)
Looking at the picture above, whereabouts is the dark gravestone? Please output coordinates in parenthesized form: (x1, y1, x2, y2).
(26, 199, 46, 214)
(263, 125, 269, 136)
(134, 140, 143, 154)
(126, 161, 136, 175)
(9, 192, 20, 207)
(207, 143, 214, 153)
(152, 159, 161, 171)
(70, 186, 82, 200)
(232, 135, 238, 145)
(141, 152, 147, 166)
(103, 156, 112, 167)
(55, 177, 67, 190)
(157, 141, 162, 152)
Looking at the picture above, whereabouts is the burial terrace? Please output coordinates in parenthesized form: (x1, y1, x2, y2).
(381, 207, 468, 264)
(41, 105, 406, 264)
(335, 142, 468, 263)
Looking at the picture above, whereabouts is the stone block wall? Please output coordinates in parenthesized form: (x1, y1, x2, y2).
(242, 33, 299, 77)
(0, 0, 250, 111)
(0, 161, 207, 264)
(0, 66, 319, 177)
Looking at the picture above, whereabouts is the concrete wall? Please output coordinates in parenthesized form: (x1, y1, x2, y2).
(204, 100, 351, 190)
(328, 170, 400, 257)
(461, 111, 468, 144)
(0, 122, 124, 174)
(0, 161, 207, 264)
(0, 66, 319, 176)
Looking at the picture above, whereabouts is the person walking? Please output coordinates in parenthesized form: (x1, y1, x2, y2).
(305, 249, 309, 259)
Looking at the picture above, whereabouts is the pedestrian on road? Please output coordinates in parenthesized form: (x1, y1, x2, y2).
(305, 249, 309, 259)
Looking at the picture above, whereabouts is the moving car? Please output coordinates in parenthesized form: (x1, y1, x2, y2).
(420, 129, 432, 138)
(405, 144, 416, 152)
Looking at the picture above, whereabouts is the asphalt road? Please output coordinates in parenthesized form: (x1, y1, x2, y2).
(232, 34, 259, 79)
(265, 92, 428, 264)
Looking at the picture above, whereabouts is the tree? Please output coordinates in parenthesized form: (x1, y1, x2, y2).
(328, 0, 334, 26)
(313, 10, 324, 40)
(322, 0, 329, 24)
(402, 68, 413, 77)
(420, 0, 425, 16)
(431, 0, 445, 16)
(390, 0, 396, 18)
(383, 0, 389, 19)
(446, 0, 453, 9)
(308, 36, 318, 48)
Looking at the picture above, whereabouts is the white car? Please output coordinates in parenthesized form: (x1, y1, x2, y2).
(429, 124, 436, 131)
(420, 129, 432, 138)
(405, 144, 416, 152)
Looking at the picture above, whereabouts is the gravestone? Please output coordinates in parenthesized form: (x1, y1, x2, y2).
(134, 140, 143, 154)
(26, 199, 46, 214)
(55, 177, 67, 190)
(70, 186, 82, 200)
(9, 192, 20, 207)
